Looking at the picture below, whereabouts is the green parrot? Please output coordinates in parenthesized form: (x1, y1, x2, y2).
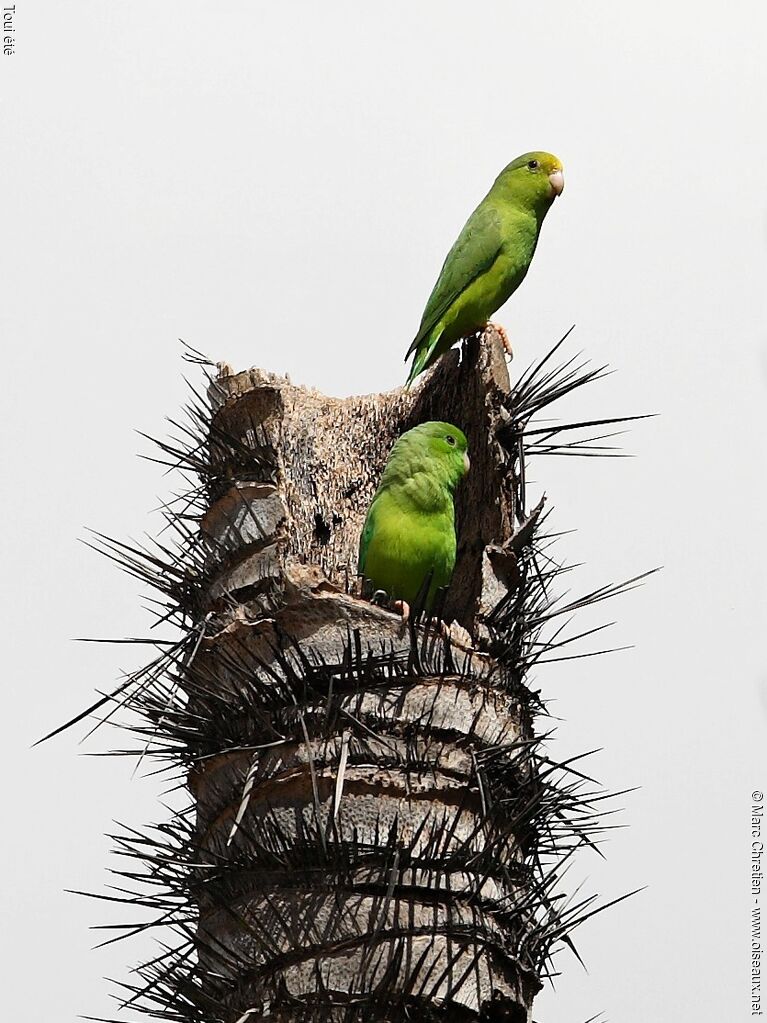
(358, 421, 470, 616)
(405, 151, 564, 385)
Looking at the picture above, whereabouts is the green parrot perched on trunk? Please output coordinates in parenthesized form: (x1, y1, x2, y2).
(405, 151, 564, 385)
(358, 421, 470, 617)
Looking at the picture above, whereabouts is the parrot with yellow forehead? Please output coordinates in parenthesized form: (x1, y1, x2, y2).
(405, 151, 564, 385)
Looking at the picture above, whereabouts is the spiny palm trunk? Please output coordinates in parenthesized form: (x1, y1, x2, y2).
(84, 329, 623, 1022)
(185, 333, 537, 1022)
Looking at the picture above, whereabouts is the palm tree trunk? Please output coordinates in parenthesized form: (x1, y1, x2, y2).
(98, 329, 619, 1022)
(176, 331, 541, 1022)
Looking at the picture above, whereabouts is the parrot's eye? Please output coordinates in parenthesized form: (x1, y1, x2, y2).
(527, 159, 539, 170)
(445, 435, 456, 446)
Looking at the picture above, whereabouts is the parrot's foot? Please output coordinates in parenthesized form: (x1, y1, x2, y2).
(369, 590, 410, 624)
(487, 322, 513, 359)
(392, 600, 411, 624)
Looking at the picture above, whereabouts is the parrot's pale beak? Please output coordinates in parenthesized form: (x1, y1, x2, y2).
(548, 169, 564, 197)
(464, 452, 471, 474)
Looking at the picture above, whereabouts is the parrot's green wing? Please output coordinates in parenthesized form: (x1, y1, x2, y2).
(405, 203, 503, 361)
(357, 500, 377, 575)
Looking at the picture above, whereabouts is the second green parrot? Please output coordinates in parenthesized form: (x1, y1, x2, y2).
(358, 421, 469, 614)
(405, 151, 564, 385)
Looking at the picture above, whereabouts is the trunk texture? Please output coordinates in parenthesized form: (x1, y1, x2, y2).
(79, 327, 621, 1023)
(182, 331, 543, 1022)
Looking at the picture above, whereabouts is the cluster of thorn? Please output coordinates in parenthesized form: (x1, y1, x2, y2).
(55, 337, 646, 1023)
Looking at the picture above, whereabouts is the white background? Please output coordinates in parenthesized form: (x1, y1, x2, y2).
(2, 3, 766, 1020)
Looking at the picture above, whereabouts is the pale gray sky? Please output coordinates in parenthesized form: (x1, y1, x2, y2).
(2, 2, 766, 1020)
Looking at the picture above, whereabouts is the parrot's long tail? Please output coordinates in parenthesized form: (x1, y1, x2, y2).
(404, 331, 440, 389)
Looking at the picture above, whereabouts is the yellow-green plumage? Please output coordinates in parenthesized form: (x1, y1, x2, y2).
(405, 151, 564, 385)
(358, 422, 469, 609)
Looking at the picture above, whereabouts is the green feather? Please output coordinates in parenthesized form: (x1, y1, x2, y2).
(405, 151, 564, 385)
(358, 421, 469, 609)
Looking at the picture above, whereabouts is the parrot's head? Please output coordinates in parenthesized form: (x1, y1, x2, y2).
(495, 151, 564, 215)
(394, 421, 470, 493)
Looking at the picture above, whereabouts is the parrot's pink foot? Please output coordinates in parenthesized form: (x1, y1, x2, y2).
(392, 600, 411, 624)
(487, 322, 513, 359)
(370, 591, 410, 624)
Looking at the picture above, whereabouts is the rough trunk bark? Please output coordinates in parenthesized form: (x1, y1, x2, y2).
(42, 323, 629, 1021)
(180, 330, 545, 1022)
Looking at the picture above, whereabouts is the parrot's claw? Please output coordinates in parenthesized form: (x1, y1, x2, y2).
(487, 322, 513, 360)
(369, 591, 410, 624)
(392, 600, 411, 624)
